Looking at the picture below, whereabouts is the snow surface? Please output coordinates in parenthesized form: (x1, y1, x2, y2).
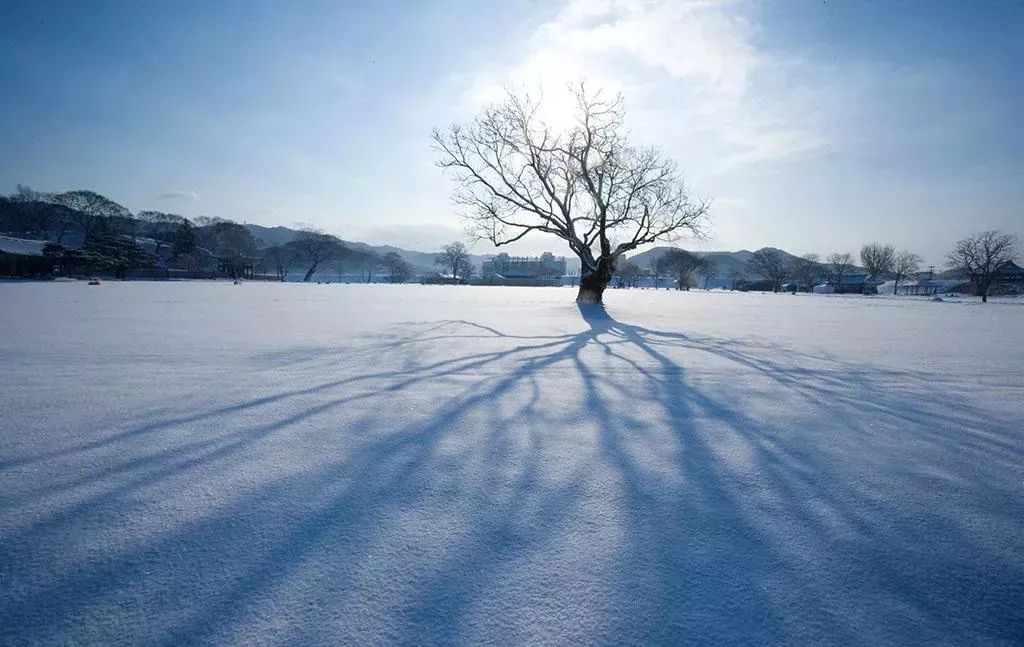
(1, 283, 1022, 646)
(0, 236, 47, 257)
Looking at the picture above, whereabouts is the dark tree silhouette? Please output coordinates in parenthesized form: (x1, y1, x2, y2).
(171, 220, 199, 268)
(698, 258, 717, 289)
(947, 230, 1017, 303)
(747, 248, 789, 292)
(788, 252, 821, 293)
(860, 242, 895, 281)
(434, 242, 473, 283)
(656, 249, 703, 291)
(826, 252, 855, 293)
(84, 234, 155, 279)
(728, 268, 747, 290)
(434, 84, 709, 303)
(616, 261, 642, 288)
(50, 190, 131, 239)
(288, 228, 342, 282)
(382, 252, 412, 283)
(262, 245, 296, 281)
(891, 250, 922, 295)
(137, 211, 188, 256)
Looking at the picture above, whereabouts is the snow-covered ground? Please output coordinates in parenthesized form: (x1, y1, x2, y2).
(1, 283, 1022, 646)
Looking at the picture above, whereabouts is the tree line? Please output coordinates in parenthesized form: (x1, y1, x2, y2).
(610, 232, 1018, 303)
(434, 84, 1020, 305)
(762, 234, 1017, 302)
(4, 185, 1015, 298)
(0, 186, 417, 282)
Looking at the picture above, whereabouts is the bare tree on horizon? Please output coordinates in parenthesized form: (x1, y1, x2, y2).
(827, 252, 855, 293)
(860, 242, 896, 281)
(747, 248, 789, 292)
(891, 250, 922, 295)
(433, 84, 709, 304)
(947, 230, 1017, 303)
(50, 190, 131, 240)
(435, 241, 473, 283)
(788, 253, 822, 293)
(656, 249, 704, 291)
(293, 227, 343, 282)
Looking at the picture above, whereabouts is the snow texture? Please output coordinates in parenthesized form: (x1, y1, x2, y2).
(0, 236, 47, 257)
(1, 283, 1022, 646)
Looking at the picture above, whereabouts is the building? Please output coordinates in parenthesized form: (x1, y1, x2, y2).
(813, 273, 883, 295)
(898, 277, 943, 296)
(481, 252, 567, 279)
(0, 236, 54, 277)
(994, 260, 1024, 284)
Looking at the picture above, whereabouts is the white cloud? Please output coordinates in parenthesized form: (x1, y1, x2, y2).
(460, 0, 832, 170)
(157, 189, 199, 201)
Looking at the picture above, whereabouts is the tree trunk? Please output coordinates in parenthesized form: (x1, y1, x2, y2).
(303, 262, 319, 282)
(576, 259, 614, 304)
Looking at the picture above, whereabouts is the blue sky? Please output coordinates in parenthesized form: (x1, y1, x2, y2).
(1, 0, 1021, 264)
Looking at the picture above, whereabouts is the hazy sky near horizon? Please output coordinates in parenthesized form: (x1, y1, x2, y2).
(1, 0, 1021, 264)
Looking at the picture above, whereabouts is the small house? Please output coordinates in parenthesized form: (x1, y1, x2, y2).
(994, 260, 1024, 284)
(0, 236, 54, 277)
(815, 273, 881, 294)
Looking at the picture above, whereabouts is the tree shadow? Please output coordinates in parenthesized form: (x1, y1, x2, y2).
(2, 305, 1021, 644)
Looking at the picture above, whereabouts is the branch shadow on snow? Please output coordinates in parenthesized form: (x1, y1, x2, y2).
(2, 304, 1021, 644)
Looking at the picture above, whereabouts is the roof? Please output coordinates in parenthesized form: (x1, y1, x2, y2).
(832, 273, 876, 285)
(499, 269, 537, 278)
(0, 236, 47, 257)
(996, 260, 1024, 277)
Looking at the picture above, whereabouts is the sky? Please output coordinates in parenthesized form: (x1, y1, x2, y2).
(1, 0, 1021, 265)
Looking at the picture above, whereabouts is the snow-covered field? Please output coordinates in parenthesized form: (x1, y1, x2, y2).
(1, 282, 1022, 646)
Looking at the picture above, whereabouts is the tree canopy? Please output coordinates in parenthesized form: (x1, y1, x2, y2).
(434, 84, 709, 303)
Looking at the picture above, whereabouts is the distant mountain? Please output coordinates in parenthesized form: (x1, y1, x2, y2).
(244, 223, 489, 275)
(623, 246, 863, 280)
(244, 224, 864, 280)
(245, 224, 300, 248)
(625, 246, 759, 278)
(341, 240, 444, 275)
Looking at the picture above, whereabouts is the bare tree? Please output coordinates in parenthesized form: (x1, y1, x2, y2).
(291, 227, 343, 282)
(788, 252, 821, 293)
(616, 261, 642, 288)
(698, 257, 717, 289)
(747, 248, 789, 293)
(434, 84, 709, 303)
(2, 191, 40, 239)
(171, 220, 199, 269)
(826, 252, 855, 293)
(728, 268, 747, 290)
(13, 184, 45, 203)
(382, 251, 412, 283)
(947, 230, 1018, 303)
(656, 249, 703, 291)
(650, 258, 665, 289)
(262, 245, 296, 281)
(49, 190, 131, 239)
(860, 242, 896, 281)
(137, 211, 187, 256)
(3, 185, 68, 241)
(435, 241, 473, 283)
(891, 250, 922, 295)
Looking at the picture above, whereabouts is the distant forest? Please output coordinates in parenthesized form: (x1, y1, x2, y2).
(0, 186, 412, 282)
(3, 185, 1016, 301)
